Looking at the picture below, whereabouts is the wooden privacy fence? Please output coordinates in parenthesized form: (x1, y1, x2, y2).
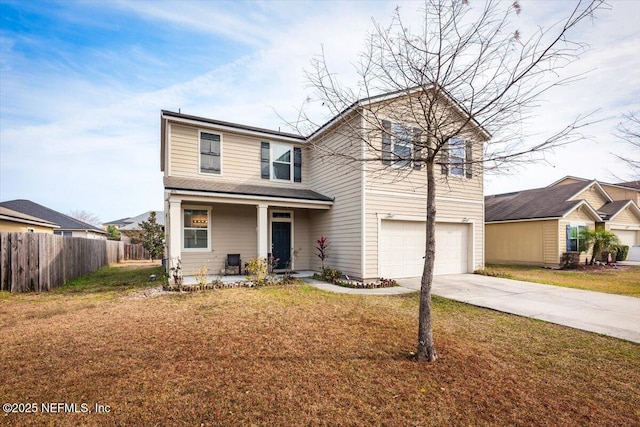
(124, 243, 151, 260)
(0, 232, 124, 292)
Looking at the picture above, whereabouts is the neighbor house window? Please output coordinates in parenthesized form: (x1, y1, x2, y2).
(441, 137, 473, 178)
(200, 132, 221, 174)
(566, 225, 588, 252)
(54, 230, 72, 237)
(183, 208, 209, 250)
(261, 142, 302, 182)
(382, 120, 422, 169)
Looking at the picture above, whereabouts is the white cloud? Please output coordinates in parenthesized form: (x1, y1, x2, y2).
(1, 0, 639, 220)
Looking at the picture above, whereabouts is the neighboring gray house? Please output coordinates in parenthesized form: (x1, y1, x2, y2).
(0, 199, 106, 239)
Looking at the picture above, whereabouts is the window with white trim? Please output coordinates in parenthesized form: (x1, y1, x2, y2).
(567, 225, 588, 252)
(449, 137, 465, 176)
(183, 208, 209, 250)
(272, 144, 292, 181)
(382, 120, 422, 169)
(441, 137, 473, 178)
(200, 132, 221, 174)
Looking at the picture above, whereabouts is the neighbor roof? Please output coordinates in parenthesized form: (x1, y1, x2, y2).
(0, 200, 105, 233)
(485, 181, 600, 222)
(616, 180, 640, 190)
(598, 199, 640, 221)
(119, 211, 165, 230)
(164, 177, 333, 203)
(0, 206, 59, 228)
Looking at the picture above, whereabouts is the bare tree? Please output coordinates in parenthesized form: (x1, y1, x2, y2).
(297, 0, 605, 362)
(614, 111, 640, 177)
(68, 209, 101, 227)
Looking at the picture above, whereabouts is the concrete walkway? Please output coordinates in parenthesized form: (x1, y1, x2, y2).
(399, 274, 640, 344)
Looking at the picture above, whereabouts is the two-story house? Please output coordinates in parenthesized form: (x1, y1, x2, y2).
(161, 90, 487, 280)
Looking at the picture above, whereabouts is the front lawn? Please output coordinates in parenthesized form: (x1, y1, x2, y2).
(0, 265, 638, 426)
(481, 264, 640, 297)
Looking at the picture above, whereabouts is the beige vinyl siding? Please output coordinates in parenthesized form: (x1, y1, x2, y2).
(571, 186, 609, 209)
(308, 119, 362, 277)
(0, 220, 56, 233)
(606, 206, 640, 247)
(486, 219, 560, 266)
(542, 220, 559, 265)
(610, 206, 640, 225)
(168, 122, 309, 188)
(559, 207, 597, 264)
(291, 208, 311, 270)
(601, 185, 640, 205)
(365, 192, 483, 278)
(180, 204, 257, 275)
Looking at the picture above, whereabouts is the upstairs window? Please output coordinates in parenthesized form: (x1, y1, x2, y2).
(200, 132, 221, 174)
(261, 142, 302, 182)
(382, 120, 422, 170)
(441, 137, 473, 178)
(272, 144, 292, 181)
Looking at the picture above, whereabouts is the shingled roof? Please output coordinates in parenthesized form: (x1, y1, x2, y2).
(164, 177, 333, 203)
(485, 181, 598, 222)
(0, 200, 105, 233)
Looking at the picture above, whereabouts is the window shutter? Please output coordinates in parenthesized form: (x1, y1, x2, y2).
(413, 128, 422, 170)
(261, 142, 270, 179)
(465, 139, 473, 178)
(293, 147, 302, 182)
(382, 120, 392, 165)
(440, 140, 449, 175)
(566, 224, 572, 252)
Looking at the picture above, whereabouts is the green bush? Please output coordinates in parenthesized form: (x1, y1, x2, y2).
(616, 245, 629, 262)
(321, 267, 342, 282)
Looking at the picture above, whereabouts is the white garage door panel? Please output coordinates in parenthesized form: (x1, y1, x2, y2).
(613, 229, 637, 247)
(434, 224, 469, 275)
(379, 220, 469, 278)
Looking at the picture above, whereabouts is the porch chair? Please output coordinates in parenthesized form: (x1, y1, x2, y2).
(225, 254, 242, 275)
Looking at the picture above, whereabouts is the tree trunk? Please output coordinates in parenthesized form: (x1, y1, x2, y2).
(416, 160, 438, 362)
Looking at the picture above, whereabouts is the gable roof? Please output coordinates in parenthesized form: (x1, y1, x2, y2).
(0, 206, 59, 229)
(616, 180, 640, 190)
(566, 180, 613, 204)
(103, 217, 131, 227)
(307, 86, 492, 142)
(485, 181, 602, 222)
(0, 200, 105, 233)
(119, 211, 165, 231)
(598, 199, 640, 221)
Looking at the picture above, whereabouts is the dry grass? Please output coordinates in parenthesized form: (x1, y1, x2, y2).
(481, 264, 640, 297)
(0, 265, 638, 426)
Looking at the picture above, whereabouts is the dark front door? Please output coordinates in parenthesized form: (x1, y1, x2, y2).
(272, 222, 291, 270)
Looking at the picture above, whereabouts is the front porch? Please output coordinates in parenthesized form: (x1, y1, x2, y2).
(164, 182, 333, 280)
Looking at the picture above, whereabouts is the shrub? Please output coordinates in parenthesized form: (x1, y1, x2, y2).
(194, 263, 209, 287)
(246, 257, 269, 285)
(321, 266, 342, 282)
(616, 245, 629, 262)
(561, 251, 580, 269)
(316, 236, 329, 268)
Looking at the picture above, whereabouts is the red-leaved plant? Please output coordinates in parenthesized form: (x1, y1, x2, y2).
(316, 236, 329, 268)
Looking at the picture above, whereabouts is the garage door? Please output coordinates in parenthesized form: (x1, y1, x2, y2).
(379, 220, 469, 278)
(612, 229, 637, 247)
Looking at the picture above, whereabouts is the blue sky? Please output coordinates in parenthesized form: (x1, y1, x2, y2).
(1, 0, 639, 223)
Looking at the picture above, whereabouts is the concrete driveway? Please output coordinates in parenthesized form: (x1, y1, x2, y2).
(398, 274, 640, 343)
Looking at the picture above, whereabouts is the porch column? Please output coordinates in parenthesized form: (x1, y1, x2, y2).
(257, 204, 269, 258)
(168, 198, 182, 265)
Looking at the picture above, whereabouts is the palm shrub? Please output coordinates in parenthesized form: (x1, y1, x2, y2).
(579, 228, 620, 265)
